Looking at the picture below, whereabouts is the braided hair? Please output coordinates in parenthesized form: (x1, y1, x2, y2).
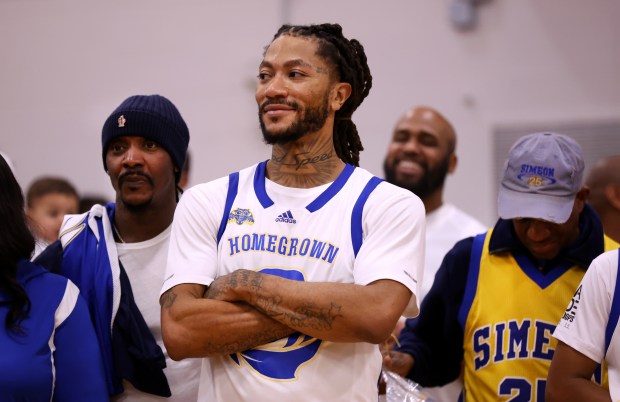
(272, 23, 372, 166)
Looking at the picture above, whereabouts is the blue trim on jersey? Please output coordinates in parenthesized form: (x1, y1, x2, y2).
(605, 249, 620, 354)
(306, 164, 356, 212)
(513, 253, 573, 289)
(259, 268, 305, 281)
(218, 172, 240, 244)
(253, 160, 274, 208)
(252, 161, 356, 213)
(350, 176, 383, 257)
(458, 233, 486, 329)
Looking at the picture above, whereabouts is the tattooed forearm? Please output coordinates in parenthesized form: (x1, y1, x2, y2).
(208, 270, 345, 333)
(231, 269, 263, 292)
(253, 295, 284, 317)
(202, 326, 295, 356)
(236, 271, 345, 331)
(254, 295, 344, 331)
(205, 270, 263, 302)
(291, 303, 343, 330)
(204, 281, 226, 300)
(160, 290, 177, 308)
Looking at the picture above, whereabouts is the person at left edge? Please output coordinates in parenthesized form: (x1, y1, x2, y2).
(35, 94, 200, 400)
(0, 153, 107, 401)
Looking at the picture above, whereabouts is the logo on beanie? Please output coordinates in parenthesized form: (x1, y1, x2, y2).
(118, 115, 126, 128)
(517, 164, 556, 187)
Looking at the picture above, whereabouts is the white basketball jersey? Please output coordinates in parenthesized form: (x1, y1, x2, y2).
(554, 249, 620, 400)
(163, 161, 425, 402)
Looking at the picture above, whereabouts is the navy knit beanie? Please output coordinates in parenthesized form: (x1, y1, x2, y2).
(101, 94, 190, 183)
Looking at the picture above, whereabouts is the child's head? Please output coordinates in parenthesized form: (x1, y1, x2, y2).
(26, 177, 79, 243)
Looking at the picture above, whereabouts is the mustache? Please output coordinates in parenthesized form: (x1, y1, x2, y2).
(118, 170, 154, 186)
(260, 98, 299, 113)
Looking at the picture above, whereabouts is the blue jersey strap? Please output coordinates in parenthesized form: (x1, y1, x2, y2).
(217, 172, 240, 245)
(307, 164, 355, 212)
(458, 232, 486, 329)
(605, 249, 620, 355)
(351, 176, 383, 257)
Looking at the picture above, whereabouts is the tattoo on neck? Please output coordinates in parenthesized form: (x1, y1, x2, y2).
(272, 150, 333, 171)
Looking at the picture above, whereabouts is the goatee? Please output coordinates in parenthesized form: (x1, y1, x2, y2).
(259, 97, 329, 145)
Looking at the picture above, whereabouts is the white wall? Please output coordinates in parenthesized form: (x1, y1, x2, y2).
(2, 0, 619, 226)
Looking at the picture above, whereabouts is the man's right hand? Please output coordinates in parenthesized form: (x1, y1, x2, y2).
(382, 350, 414, 378)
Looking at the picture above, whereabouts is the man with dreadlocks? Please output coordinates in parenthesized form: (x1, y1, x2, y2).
(159, 23, 426, 401)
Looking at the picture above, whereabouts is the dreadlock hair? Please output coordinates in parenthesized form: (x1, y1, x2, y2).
(272, 23, 372, 166)
(0, 154, 35, 334)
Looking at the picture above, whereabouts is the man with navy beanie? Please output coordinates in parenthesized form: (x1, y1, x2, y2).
(102, 94, 190, 186)
(36, 94, 200, 400)
(383, 132, 619, 400)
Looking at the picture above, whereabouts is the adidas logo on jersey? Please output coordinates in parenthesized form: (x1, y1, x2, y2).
(275, 210, 296, 224)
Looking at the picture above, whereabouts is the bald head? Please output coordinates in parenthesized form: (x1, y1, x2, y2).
(384, 105, 458, 212)
(398, 106, 457, 153)
(586, 154, 620, 242)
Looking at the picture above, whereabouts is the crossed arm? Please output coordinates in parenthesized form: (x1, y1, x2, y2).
(160, 270, 412, 361)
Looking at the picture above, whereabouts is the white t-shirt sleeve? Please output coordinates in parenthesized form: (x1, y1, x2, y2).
(553, 250, 619, 363)
(353, 182, 426, 317)
(160, 177, 229, 295)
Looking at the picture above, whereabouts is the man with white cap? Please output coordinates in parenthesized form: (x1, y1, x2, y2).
(383, 132, 619, 400)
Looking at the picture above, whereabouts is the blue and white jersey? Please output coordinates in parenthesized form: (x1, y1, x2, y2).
(0, 259, 107, 401)
(554, 248, 620, 399)
(163, 161, 425, 402)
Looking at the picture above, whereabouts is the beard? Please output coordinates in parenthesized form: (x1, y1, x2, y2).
(383, 155, 451, 199)
(116, 170, 155, 211)
(259, 97, 329, 145)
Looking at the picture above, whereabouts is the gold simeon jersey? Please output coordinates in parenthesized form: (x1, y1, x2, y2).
(459, 229, 619, 401)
